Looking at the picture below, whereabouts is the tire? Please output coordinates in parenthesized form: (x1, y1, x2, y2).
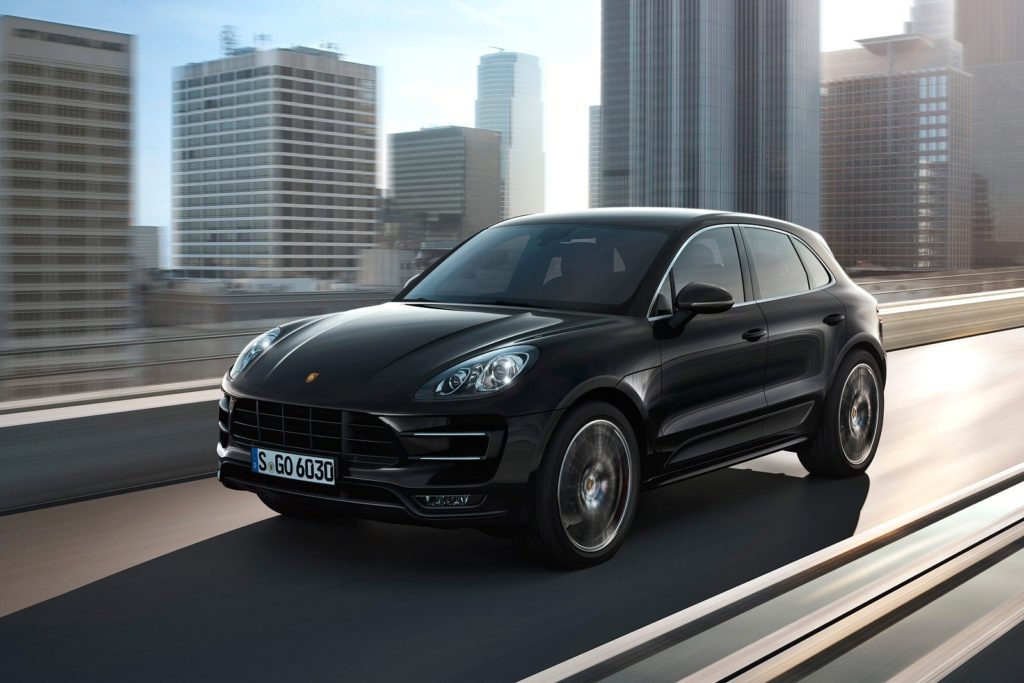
(798, 350, 884, 478)
(257, 490, 350, 522)
(520, 401, 639, 569)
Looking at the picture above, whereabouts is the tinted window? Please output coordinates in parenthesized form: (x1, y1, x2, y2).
(793, 239, 831, 289)
(671, 227, 746, 303)
(744, 228, 809, 299)
(403, 224, 669, 314)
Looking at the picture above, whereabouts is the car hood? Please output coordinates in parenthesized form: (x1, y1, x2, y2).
(227, 302, 615, 407)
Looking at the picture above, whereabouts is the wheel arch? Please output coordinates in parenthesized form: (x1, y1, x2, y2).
(837, 334, 887, 386)
(557, 384, 652, 479)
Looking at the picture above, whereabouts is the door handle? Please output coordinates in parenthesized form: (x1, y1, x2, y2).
(742, 328, 767, 342)
(823, 313, 846, 326)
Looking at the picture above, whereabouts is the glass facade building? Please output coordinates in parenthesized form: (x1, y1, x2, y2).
(389, 126, 501, 242)
(598, 0, 820, 230)
(475, 51, 545, 219)
(0, 16, 136, 399)
(910, 0, 955, 37)
(589, 105, 601, 208)
(956, 0, 1024, 67)
(955, 0, 1024, 265)
(172, 47, 378, 281)
(822, 35, 973, 271)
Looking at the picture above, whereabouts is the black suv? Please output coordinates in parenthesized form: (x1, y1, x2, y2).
(217, 209, 885, 568)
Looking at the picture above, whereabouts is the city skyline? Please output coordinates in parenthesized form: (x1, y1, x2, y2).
(599, 0, 820, 228)
(0, 0, 917, 265)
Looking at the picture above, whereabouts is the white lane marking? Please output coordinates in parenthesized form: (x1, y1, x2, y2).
(520, 461, 1024, 682)
(0, 389, 223, 428)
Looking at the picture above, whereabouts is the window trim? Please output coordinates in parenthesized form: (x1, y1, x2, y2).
(738, 224, 836, 304)
(647, 223, 836, 321)
(648, 224, 753, 321)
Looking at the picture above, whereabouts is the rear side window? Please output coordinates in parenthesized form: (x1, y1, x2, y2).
(793, 239, 832, 289)
(744, 228, 809, 299)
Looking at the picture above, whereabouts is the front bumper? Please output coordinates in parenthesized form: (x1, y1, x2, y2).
(216, 394, 562, 528)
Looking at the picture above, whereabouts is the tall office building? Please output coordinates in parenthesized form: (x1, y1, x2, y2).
(599, 0, 820, 229)
(173, 47, 378, 281)
(389, 126, 501, 242)
(956, 0, 1024, 66)
(0, 16, 135, 399)
(955, 0, 1024, 264)
(475, 51, 545, 218)
(910, 0, 955, 37)
(822, 34, 972, 271)
(589, 105, 601, 208)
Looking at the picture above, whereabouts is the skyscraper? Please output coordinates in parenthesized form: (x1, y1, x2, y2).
(910, 0, 955, 37)
(599, 0, 820, 229)
(389, 126, 501, 242)
(955, 0, 1024, 264)
(475, 51, 545, 218)
(821, 34, 972, 271)
(589, 105, 601, 208)
(956, 0, 1024, 66)
(0, 16, 136, 399)
(173, 47, 378, 281)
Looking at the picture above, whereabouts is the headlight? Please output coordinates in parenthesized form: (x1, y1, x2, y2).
(229, 327, 281, 380)
(416, 345, 539, 400)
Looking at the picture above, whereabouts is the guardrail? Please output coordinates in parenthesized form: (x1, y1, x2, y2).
(3, 286, 1020, 396)
(525, 464, 1024, 682)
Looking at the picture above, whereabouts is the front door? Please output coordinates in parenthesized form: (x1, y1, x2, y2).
(653, 226, 769, 468)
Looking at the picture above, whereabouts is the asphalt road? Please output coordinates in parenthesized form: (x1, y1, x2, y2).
(2, 328, 1024, 681)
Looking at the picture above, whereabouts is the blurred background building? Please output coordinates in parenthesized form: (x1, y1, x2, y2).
(910, 0, 956, 36)
(0, 16, 137, 399)
(588, 105, 601, 208)
(956, 0, 1024, 266)
(598, 0, 821, 229)
(822, 29, 972, 271)
(388, 125, 501, 242)
(475, 50, 545, 219)
(133, 225, 161, 284)
(171, 46, 378, 282)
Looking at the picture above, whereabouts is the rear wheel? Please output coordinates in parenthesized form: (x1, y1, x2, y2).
(520, 401, 639, 569)
(798, 350, 884, 477)
(257, 490, 350, 522)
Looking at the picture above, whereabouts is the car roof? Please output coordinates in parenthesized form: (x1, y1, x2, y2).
(499, 207, 726, 229)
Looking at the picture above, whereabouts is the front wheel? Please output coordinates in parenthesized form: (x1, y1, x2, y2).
(520, 402, 639, 569)
(799, 351, 884, 477)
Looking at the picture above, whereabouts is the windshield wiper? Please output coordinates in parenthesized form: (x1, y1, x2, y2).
(486, 300, 554, 310)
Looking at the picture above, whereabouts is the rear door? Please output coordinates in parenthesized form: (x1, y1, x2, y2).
(740, 226, 847, 441)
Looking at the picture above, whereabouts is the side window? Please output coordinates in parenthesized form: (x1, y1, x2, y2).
(671, 227, 746, 303)
(744, 228, 810, 299)
(793, 239, 832, 289)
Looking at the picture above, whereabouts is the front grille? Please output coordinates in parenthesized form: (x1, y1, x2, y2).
(229, 398, 400, 467)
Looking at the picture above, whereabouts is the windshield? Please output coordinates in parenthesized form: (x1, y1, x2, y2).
(400, 224, 670, 313)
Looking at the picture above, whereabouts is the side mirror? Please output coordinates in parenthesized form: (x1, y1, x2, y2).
(675, 282, 734, 314)
(665, 282, 734, 331)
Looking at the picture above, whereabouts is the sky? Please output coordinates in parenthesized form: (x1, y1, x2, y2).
(0, 0, 913, 264)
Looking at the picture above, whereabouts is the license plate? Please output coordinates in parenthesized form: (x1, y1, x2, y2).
(251, 447, 336, 486)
